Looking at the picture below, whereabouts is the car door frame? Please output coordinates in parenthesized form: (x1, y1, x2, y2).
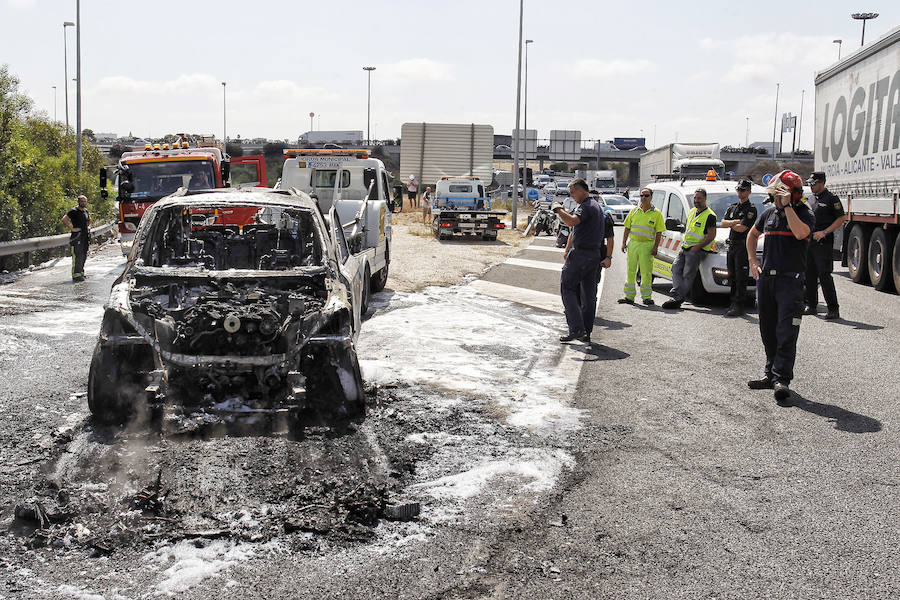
(653, 189, 688, 278)
(328, 207, 364, 338)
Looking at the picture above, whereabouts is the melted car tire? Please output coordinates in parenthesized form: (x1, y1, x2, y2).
(88, 344, 135, 425)
(361, 265, 372, 314)
(303, 343, 365, 421)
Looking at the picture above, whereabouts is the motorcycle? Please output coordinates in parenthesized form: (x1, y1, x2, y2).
(524, 206, 555, 237)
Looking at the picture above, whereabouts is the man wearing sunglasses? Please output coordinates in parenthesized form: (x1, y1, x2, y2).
(619, 188, 664, 306)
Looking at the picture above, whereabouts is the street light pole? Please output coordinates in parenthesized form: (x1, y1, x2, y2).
(524, 39, 533, 171)
(511, 0, 524, 229)
(221, 82, 226, 148)
(851, 12, 879, 46)
(63, 21, 73, 133)
(75, 0, 82, 173)
(833, 39, 843, 60)
(798, 89, 805, 152)
(746, 116, 749, 147)
(363, 66, 376, 146)
(771, 82, 780, 158)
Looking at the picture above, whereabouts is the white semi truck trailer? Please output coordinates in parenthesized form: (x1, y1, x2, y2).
(815, 25, 900, 291)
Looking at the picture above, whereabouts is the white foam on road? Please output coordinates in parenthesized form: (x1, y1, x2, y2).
(144, 540, 255, 596)
(359, 285, 581, 434)
(412, 448, 575, 500)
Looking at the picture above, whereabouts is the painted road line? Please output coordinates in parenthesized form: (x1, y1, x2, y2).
(506, 258, 564, 272)
(469, 279, 563, 314)
(525, 246, 565, 254)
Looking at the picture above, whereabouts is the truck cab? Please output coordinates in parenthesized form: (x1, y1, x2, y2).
(277, 149, 393, 293)
(431, 176, 506, 240)
(102, 137, 266, 254)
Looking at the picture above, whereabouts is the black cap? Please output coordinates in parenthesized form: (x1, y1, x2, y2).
(806, 171, 826, 185)
(736, 179, 752, 191)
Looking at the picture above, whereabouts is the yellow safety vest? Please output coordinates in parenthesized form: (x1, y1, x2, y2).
(624, 207, 664, 243)
(684, 206, 716, 251)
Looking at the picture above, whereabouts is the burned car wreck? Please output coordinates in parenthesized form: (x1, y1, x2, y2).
(89, 189, 367, 424)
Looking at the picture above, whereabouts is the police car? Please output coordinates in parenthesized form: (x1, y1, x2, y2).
(646, 178, 769, 301)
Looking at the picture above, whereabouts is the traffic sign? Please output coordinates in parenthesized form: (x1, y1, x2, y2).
(762, 173, 774, 186)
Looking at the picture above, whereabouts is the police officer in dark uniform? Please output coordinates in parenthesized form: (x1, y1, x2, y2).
(552, 178, 609, 343)
(745, 171, 814, 401)
(61, 194, 91, 282)
(721, 179, 758, 317)
(804, 171, 846, 319)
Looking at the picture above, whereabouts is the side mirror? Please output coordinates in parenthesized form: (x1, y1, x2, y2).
(221, 162, 230, 186)
(665, 218, 684, 232)
(99, 166, 107, 189)
(101, 189, 109, 199)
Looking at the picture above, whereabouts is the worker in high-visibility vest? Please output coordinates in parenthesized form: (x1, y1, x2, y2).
(618, 188, 665, 306)
(662, 188, 717, 309)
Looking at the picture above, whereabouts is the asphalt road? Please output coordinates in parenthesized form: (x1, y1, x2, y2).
(0, 233, 897, 599)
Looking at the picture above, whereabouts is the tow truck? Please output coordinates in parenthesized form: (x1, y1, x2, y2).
(100, 134, 267, 254)
(431, 176, 506, 240)
(275, 149, 392, 294)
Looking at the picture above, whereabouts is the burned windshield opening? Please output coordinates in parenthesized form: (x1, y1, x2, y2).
(127, 160, 217, 198)
(143, 204, 324, 270)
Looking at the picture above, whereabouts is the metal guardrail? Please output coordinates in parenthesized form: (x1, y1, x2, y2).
(0, 222, 117, 257)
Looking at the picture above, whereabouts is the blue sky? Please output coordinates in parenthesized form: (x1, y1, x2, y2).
(1, 0, 898, 149)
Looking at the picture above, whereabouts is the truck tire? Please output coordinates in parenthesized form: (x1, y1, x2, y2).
(868, 228, 895, 292)
(481, 231, 498, 241)
(370, 244, 389, 292)
(893, 231, 900, 294)
(847, 224, 870, 284)
(88, 343, 141, 425)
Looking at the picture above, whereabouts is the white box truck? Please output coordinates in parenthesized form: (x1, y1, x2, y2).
(639, 143, 724, 186)
(815, 25, 900, 292)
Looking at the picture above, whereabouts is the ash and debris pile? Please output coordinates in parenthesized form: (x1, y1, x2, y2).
(5, 387, 425, 555)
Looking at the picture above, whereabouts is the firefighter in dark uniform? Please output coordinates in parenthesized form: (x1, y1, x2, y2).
(721, 179, 758, 317)
(61, 194, 91, 282)
(552, 178, 609, 344)
(804, 171, 846, 319)
(745, 170, 814, 401)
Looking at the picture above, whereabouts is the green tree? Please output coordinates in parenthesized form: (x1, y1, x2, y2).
(0, 64, 114, 243)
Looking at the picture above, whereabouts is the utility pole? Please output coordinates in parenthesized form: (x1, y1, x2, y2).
(221, 82, 227, 148)
(524, 39, 533, 173)
(511, 0, 524, 229)
(363, 66, 376, 146)
(63, 21, 74, 133)
(771, 83, 780, 158)
(75, 0, 82, 172)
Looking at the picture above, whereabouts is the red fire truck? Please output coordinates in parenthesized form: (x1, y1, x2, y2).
(101, 135, 267, 252)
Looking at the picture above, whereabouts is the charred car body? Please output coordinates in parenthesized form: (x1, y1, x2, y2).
(89, 188, 368, 424)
